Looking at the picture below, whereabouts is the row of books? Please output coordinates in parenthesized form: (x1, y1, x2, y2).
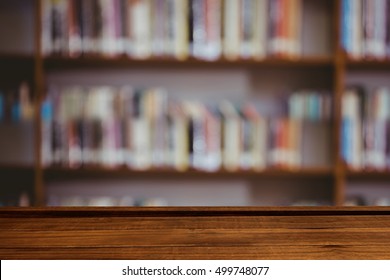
(47, 196, 333, 207)
(289, 91, 332, 121)
(342, 86, 390, 169)
(344, 195, 390, 206)
(342, 0, 390, 59)
(41, 0, 303, 60)
(41, 86, 331, 171)
(0, 82, 34, 122)
(47, 195, 167, 207)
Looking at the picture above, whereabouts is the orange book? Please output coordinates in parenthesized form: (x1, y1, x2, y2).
(274, 0, 283, 57)
(287, 0, 295, 58)
(292, 0, 302, 57)
(281, 0, 289, 57)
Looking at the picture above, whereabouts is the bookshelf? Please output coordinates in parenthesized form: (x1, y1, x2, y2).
(1, 0, 389, 207)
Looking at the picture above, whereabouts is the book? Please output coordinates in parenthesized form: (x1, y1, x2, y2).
(129, 0, 152, 58)
(241, 103, 267, 170)
(41, 96, 53, 167)
(67, 0, 82, 56)
(219, 100, 240, 170)
(203, 104, 222, 171)
(342, 87, 363, 168)
(168, 101, 189, 171)
(223, 0, 240, 60)
(253, 0, 268, 59)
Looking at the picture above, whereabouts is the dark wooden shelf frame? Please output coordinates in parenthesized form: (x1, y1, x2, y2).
(345, 57, 390, 70)
(43, 55, 334, 70)
(346, 169, 390, 180)
(0, 163, 34, 172)
(43, 166, 334, 181)
(0, 53, 34, 63)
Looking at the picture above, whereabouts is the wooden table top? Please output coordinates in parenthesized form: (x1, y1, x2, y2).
(1, 207, 390, 259)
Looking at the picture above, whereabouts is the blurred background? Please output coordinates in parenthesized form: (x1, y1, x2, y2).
(0, 0, 390, 207)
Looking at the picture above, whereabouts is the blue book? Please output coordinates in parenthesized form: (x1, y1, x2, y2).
(11, 103, 21, 122)
(41, 99, 53, 122)
(342, 117, 352, 165)
(342, 0, 351, 53)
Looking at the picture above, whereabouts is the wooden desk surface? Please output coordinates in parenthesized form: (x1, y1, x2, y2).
(1, 207, 390, 259)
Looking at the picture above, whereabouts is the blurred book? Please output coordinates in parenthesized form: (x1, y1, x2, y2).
(342, 86, 390, 170)
(42, 85, 332, 170)
(342, 0, 389, 59)
(41, 0, 303, 60)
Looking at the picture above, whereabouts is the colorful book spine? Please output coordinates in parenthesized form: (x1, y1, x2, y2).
(41, 97, 53, 167)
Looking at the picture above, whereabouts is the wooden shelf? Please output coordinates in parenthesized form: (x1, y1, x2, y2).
(345, 57, 390, 70)
(0, 53, 34, 64)
(346, 169, 390, 180)
(43, 166, 334, 180)
(2, 207, 390, 260)
(43, 55, 334, 70)
(0, 163, 34, 173)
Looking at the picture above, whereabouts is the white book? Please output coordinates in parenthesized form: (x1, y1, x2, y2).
(131, 0, 152, 58)
(240, 0, 256, 58)
(373, 0, 387, 58)
(41, 0, 52, 56)
(343, 89, 362, 169)
(191, 0, 206, 59)
(169, 102, 189, 171)
(350, 0, 362, 58)
(132, 117, 151, 169)
(88, 196, 118, 206)
(173, 0, 189, 60)
(223, 0, 240, 60)
(376, 87, 390, 120)
(219, 101, 240, 171)
(100, 0, 118, 56)
(253, 0, 268, 59)
(203, 105, 222, 171)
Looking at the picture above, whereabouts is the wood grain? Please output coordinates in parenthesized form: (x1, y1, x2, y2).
(1, 207, 390, 259)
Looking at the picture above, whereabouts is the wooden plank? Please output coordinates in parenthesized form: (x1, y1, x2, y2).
(2, 245, 390, 260)
(1, 215, 390, 231)
(1, 228, 390, 248)
(2, 206, 390, 217)
(43, 56, 333, 70)
(43, 166, 334, 181)
(1, 208, 390, 259)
